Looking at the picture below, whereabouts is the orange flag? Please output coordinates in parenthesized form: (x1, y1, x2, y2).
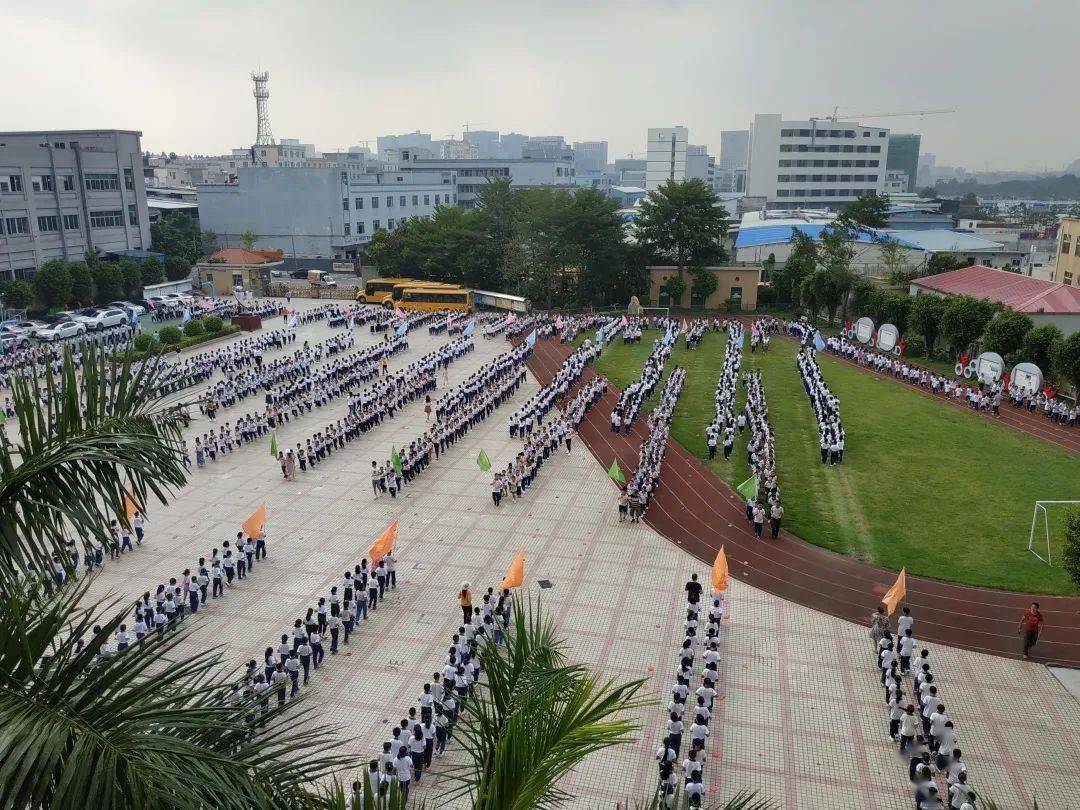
(882, 569, 906, 616)
(498, 548, 525, 590)
(242, 503, 267, 539)
(711, 546, 729, 593)
(124, 493, 138, 528)
(368, 518, 398, 565)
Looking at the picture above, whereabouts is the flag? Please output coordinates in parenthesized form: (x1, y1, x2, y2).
(680, 318, 688, 335)
(181, 307, 191, 324)
(394, 306, 406, 319)
(881, 569, 906, 616)
(736, 475, 758, 501)
(620, 314, 628, 326)
(391, 446, 403, 476)
(462, 319, 475, 337)
(499, 548, 525, 590)
(476, 449, 492, 471)
(524, 329, 537, 349)
(711, 546, 729, 593)
(812, 330, 826, 352)
(269, 429, 278, 457)
(607, 458, 626, 484)
(368, 518, 398, 565)
(242, 502, 267, 539)
(396, 321, 408, 336)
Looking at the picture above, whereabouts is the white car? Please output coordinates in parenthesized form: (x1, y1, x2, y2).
(33, 319, 87, 342)
(72, 307, 129, 331)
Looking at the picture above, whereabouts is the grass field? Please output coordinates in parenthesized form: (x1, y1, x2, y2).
(587, 329, 1080, 595)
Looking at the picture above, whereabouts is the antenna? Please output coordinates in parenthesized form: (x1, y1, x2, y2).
(251, 71, 274, 146)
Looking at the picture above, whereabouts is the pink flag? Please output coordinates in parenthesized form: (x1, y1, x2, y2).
(680, 318, 688, 335)
(394, 306, 406, 319)
(620, 314, 628, 326)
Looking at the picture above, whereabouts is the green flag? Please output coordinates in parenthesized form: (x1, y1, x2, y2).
(391, 446, 403, 476)
(269, 429, 278, 457)
(476, 449, 491, 472)
(607, 458, 626, 484)
(736, 474, 758, 501)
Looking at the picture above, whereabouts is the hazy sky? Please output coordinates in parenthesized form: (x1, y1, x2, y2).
(5, 1, 1078, 171)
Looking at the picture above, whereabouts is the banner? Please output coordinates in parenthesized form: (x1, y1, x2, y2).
(499, 548, 525, 590)
(711, 546, 729, 593)
(368, 518, 398, 565)
(882, 569, 906, 616)
(242, 503, 267, 539)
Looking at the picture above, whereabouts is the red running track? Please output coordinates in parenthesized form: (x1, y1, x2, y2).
(527, 336, 1080, 667)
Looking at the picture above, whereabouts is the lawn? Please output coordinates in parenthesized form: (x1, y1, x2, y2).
(588, 329, 1080, 595)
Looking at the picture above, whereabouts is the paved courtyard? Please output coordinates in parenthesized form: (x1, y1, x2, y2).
(76, 300, 1080, 809)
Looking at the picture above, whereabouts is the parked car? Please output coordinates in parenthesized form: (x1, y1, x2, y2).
(32, 320, 87, 342)
(72, 307, 128, 331)
(108, 300, 146, 319)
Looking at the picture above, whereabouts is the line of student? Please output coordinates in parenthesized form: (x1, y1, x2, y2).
(655, 573, 724, 808)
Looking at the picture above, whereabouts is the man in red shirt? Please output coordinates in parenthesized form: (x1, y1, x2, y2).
(1018, 602, 1044, 660)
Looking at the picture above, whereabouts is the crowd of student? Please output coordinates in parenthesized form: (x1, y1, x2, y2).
(870, 606, 978, 810)
(610, 336, 673, 433)
(704, 321, 743, 462)
(620, 366, 685, 521)
(796, 345, 846, 465)
(279, 336, 474, 483)
(655, 573, 724, 807)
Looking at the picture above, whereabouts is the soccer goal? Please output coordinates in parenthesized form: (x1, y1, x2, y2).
(1028, 500, 1080, 565)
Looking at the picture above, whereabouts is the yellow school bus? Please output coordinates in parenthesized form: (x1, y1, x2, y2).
(355, 277, 415, 307)
(398, 286, 474, 313)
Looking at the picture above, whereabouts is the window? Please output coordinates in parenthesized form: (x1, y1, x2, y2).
(373, 219, 381, 230)
(37, 215, 59, 232)
(89, 209, 123, 228)
(62, 174, 74, 191)
(128, 204, 138, 226)
(63, 213, 79, 230)
(371, 197, 379, 208)
(342, 197, 349, 211)
(4, 216, 29, 235)
(399, 195, 406, 207)
(32, 174, 54, 193)
(386, 196, 393, 207)
(355, 197, 363, 210)
(357, 222, 365, 235)
(344, 223, 351, 235)
(85, 172, 118, 191)
(424, 194, 430, 205)
(124, 168, 134, 190)
(2, 174, 23, 193)
(412, 195, 418, 206)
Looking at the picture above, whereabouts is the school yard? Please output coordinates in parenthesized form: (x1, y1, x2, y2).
(584, 328, 1080, 596)
(73, 303, 1080, 807)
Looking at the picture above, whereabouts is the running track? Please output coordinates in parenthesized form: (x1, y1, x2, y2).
(527, 336, 1080, 667)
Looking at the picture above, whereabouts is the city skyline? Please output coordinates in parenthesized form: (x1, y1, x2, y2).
(5, 2, 1080, 172)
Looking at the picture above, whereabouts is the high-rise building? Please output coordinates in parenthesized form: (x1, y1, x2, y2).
(645, 126, 688, 190)
(572, 141, 608, 173)
(745, 114, 890, 210)
(0, 129, 152, 279)
(887, 134, 921, 193)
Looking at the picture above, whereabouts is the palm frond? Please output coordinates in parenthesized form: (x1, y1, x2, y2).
(0, 579, 353, 809)
(0, 342, 187, 574)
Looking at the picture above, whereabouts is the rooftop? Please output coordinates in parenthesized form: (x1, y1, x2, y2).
(911, 264, 1080, 314)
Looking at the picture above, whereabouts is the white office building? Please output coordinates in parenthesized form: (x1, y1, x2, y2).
(745, 114, 890, 210)
(197, 167, 456, 259)
(0, 129, 151, 279)
(645, 126, 688, 190)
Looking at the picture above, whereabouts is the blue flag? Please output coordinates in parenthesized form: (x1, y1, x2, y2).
(524, 329, 537, 349)
(396, 320, 408, 336)
(812, 330, 826, 351)
(462, 319, 475, 337)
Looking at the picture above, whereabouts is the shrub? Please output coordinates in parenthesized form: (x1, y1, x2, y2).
(133, 333, 157, 353)
(183, 319, 205, 337)
(203, 314, 224, 333)
(1062, 507, 1080, 592)
(159, 326, 183, 345)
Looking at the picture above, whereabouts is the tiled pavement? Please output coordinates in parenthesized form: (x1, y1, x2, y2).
(73, 301, 1080, 809)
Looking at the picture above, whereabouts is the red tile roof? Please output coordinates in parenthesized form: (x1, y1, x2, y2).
(911, 264, 1080, 314)
(208, 248, 282, 265)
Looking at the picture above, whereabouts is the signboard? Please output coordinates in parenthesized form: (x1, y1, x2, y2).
(974, 351, 1005, 384)
(1011, 362, 1043, 395)
(854, 316, 875, 344)
(877, 323, 899, 352)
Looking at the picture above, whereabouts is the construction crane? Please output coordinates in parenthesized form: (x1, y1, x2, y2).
(816, 107, 956, 122)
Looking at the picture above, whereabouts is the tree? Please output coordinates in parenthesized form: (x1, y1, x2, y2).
(909, 293, 948, 356)
(239, 229, 257, 250)
(91, 262, 124, 304)
(1054, 331, 1080, 396)
(0, 278, 34, 310)
(940, 295, 997, 356)
(837, 191, 890, 229)
(164, 255, 192, 282)
(68, 261, 94, 305)
(926, 252, 969, 276)
(981, 310, 1033, 360)
(32, 259, 73, 309)
(0, 345, 347, 806)
(140, 256, 164, 287)
(1020, 324, 1063, 377)
(635, 179, 728, 290)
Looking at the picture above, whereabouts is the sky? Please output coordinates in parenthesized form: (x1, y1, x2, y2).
(5, 1, 1079, 172)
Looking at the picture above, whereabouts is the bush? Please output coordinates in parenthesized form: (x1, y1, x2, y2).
(1063, 507, 1080, 592)
(902, 334, 925, 357)
(159, 326, 183, 345)
(133, 333, 157, 353)
(183, 319, 205, 337)
(203, 314, 224, 333)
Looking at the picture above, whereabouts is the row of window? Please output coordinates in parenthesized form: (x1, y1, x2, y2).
(1, 169, 135, 194)
(0, 206, 136, 235)
(781, 128, 885, 138)
(777, 174, 879, 183)
(779, 144, 882, 154)
(343, 192, 453, 211)
(778, 159, 879, 168)
(775, 189, 871, 198)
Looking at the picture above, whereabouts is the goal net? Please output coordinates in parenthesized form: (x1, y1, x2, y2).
(1028, 500, 1080, 565)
